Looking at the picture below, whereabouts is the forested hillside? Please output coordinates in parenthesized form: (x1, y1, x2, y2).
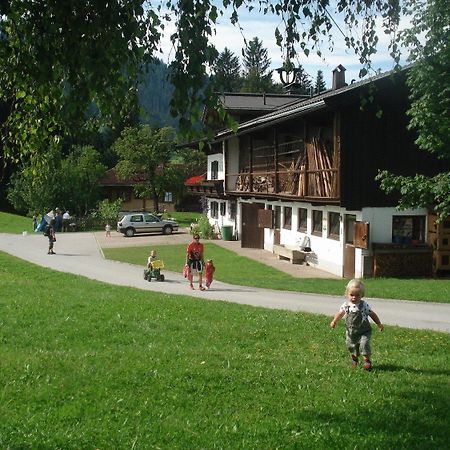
(138, 60, 178, 129)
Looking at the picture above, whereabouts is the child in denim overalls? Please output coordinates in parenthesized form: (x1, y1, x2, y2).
(330, 279, 384, 370)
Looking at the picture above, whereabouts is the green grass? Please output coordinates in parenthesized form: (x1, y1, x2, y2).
(103, 244, 450, 303)
(1, 251, 449, 449)
(161, 211, 202, 228)
(0, 210, 34, 234)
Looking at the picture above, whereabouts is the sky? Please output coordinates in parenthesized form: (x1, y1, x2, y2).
(159, 5, 409, 89)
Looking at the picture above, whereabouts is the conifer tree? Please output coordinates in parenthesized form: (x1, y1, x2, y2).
(315, 70, 327, 94)
(212, 48, 242, 92)
(241, 37, 273, 93)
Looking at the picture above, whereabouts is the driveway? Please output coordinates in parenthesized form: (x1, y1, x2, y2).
(1, 231, 449, 333)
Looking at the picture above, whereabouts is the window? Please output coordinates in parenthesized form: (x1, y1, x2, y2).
(220, 202, 226, 216)
(130, 215, 143, 222)
(211, 161, 219, 180)
(230, 201, 237, 220)
(283, 207, 292, 229)
(144, 214, 157, 222)
(345, 215, 356, 244)
(210, 201, 219, 219)
(312, 210, 323, 235)
(328, 212, 340, 239)
(392, 216, 426, 244)
(122, 190, 131, 202)
(164, 192, 173, 202)
(298, 208, 307, 231)
(274, 206, 281, 229)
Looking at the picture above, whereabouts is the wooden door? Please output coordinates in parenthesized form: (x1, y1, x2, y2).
(241, 203, 265, 248)
(343, 214, 356, 278)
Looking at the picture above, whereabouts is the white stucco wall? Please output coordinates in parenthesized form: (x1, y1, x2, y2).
(361, 207, 429, 243)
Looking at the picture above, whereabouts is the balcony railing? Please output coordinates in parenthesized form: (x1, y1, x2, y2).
(227, 167, 339, 199)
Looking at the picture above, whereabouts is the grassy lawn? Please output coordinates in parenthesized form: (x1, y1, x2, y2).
(1, 251, 449, 449)
(161, 211, 201, 228)
(0, 210, 201, 233)
(103, 244, 450, 303)
(0, 210, 34, 234)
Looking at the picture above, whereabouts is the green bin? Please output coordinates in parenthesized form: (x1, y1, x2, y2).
(221, 225, 233, 241)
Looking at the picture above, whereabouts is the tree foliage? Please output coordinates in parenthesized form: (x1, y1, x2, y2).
(377, 0, 450, 219)
(7, 146, 105, 216)
(113, 125, 177, 212)
(0, 0, 160, 165)
(212, 48, 242, 92)
(241, 37, 274, 93)
(315, 70, 326, 94)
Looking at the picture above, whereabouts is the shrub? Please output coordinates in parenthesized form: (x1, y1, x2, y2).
(190, 215, 216, 239)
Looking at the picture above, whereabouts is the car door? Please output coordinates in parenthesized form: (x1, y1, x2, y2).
(144, 214, 161, 233)
(130, 214, 145, 233)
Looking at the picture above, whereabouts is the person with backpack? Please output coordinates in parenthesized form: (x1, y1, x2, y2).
(44, 219, 57, 255)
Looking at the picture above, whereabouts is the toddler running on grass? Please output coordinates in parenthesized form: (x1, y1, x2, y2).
(330, 279, 384, 370)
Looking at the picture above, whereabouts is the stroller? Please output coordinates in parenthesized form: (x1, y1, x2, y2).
(143, 260, 165, 282)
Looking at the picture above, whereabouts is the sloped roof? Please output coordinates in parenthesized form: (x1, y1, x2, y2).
(185, 174, 206, 185)
(99, 168, 147, 186)
(218, 92, 304, 112)
(215, 66, 410, 140)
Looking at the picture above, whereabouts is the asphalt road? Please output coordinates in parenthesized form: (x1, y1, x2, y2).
(1, 231, 449, 333)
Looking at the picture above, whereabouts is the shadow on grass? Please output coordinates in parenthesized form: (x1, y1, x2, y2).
(295, 382, 449, 448)
(375, 364, 450, 376)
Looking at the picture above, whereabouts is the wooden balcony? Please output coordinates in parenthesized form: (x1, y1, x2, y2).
(186, 179, 224, 196)
(226, 167, 339, 200)
(225, 135, 340, 201)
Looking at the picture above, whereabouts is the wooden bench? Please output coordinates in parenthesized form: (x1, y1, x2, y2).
(273, 244, 306, 264)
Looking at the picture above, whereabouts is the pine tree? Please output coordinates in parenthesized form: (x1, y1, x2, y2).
(315, 70, 327, 94)
(212, 48, 242, 92)
(241, 37, 273, 93)
(294, 65, 312, 95)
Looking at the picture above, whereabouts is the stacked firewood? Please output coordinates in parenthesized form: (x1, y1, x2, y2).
(305, 137, 334, 197)
(235, 169, 250, 191)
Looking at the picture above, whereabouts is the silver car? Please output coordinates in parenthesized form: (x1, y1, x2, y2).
(117, 213, 179, 237)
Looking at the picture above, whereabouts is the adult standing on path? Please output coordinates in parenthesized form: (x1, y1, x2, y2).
(62, 211, 71, 232)
(186, 234, 205, 290)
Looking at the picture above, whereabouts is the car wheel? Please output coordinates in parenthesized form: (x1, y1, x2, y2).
(162, 225, 173, 235)
(125, 227, 135, 237)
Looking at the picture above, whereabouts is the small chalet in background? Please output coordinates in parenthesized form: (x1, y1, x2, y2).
(99, 168, 176, 212)
(185, 65, 450, 278)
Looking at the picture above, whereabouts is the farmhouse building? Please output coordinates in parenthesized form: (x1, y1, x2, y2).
(186, 66, 449, 278)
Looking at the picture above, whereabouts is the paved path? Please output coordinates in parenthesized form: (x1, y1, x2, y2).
(1, 232, 449, 333)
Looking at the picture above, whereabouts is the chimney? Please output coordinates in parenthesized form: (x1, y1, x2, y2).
(332, 65, 347, 90)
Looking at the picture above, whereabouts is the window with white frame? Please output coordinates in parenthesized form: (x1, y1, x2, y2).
(312, 210, 323, 235)
(164, 192, 173, 202)
(328, 212, 340, 239)
(298, 208, 307, 231)
(220, 202, 226, 216)
(283, 206, 292, 229)
(274, 206, 281, 229)
(210, 201, 219, 219)
(230, 201, 237, 220)
(392, 215, 426, 244)
(211, 161, 219, 180)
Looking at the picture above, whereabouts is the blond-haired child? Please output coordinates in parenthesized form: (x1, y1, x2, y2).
(330, 279, 384, 370)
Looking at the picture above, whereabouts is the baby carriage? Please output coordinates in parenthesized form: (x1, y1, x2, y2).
(143, 260, 165, 282)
